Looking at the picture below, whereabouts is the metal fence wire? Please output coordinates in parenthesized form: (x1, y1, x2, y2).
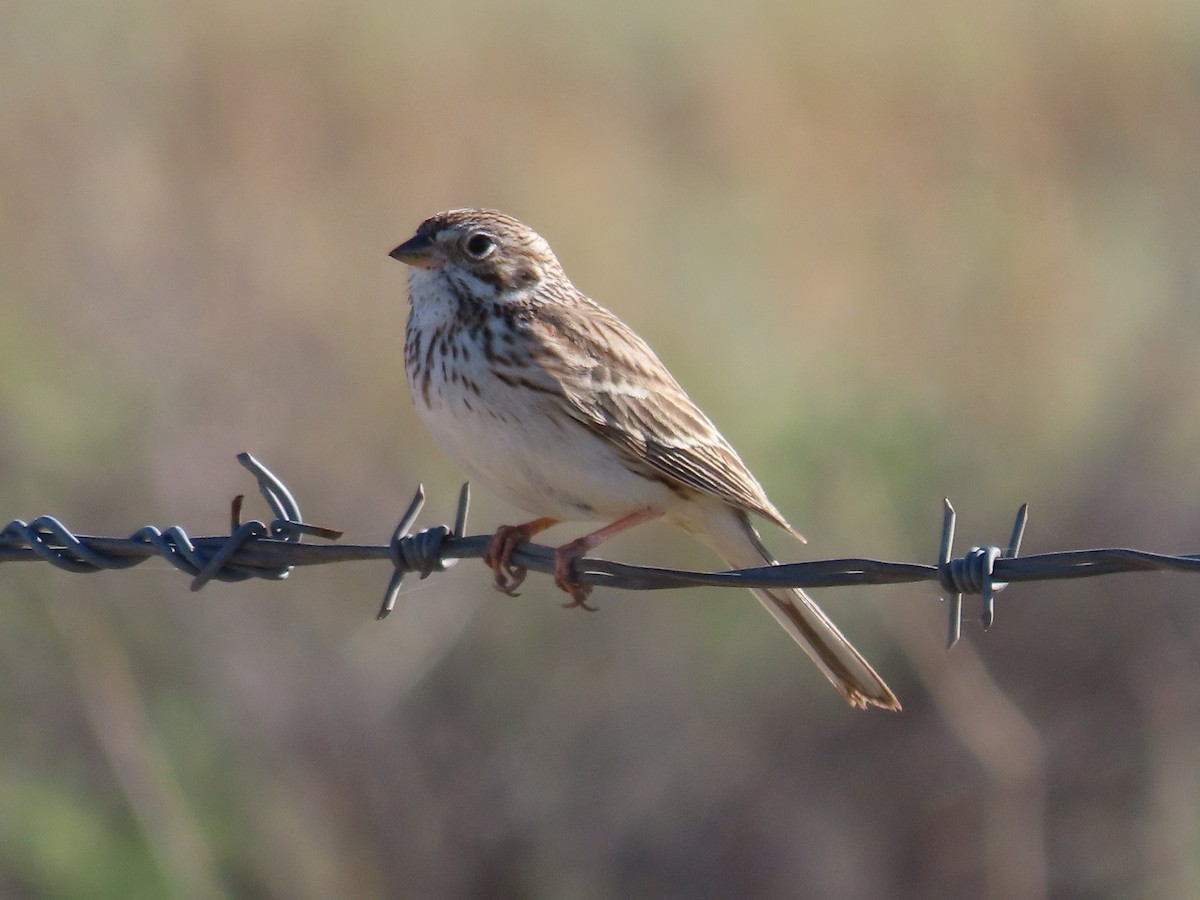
(3, 453, 1199, 647)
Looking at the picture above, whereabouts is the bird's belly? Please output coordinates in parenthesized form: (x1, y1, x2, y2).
(413, 379, 677, 523)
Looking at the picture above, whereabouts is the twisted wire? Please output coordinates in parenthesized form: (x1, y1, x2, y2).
(3, 455, 1199, 645)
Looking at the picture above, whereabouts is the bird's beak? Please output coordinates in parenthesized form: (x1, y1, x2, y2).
(389, 233, 442, 268)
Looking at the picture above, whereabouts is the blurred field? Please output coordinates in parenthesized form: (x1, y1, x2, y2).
(1, 0, 1199, 897)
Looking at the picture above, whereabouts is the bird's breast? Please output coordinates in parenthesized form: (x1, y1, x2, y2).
(404, 316, 680, 522)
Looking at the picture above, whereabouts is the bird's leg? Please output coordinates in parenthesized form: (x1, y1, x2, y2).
(484, 517, 558, 596)
(554, 509, 662, 611)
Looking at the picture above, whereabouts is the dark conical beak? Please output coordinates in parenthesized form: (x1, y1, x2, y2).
(389, 233, 441, 268)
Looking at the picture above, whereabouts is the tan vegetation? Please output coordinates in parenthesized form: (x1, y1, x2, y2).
(1, 1, 1198, 896)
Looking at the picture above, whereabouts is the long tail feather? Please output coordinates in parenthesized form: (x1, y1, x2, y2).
(699, 508, 900, 710)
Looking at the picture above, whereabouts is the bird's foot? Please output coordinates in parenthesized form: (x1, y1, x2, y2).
(554, 538, 599, 612)
(484, 518, 557, 596)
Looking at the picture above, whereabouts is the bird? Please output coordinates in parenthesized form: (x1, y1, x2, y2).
(389, 209, 899, 710)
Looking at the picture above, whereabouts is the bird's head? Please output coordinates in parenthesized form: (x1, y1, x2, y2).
(390, 209, 560, 298)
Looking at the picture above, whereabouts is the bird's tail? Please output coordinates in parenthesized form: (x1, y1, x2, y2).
(698, 508, 900, 710)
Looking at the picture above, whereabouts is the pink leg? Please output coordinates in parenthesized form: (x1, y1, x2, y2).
(484, 517, 558, 596)
(554, 509, 662, 611)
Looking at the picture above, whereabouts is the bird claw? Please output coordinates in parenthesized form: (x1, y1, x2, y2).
(492, 564, 528, 596)
(486, 521, 557, 597)
(554, 545, 598, 612)
(483, 521, 598, 610)
(559, 592, 598, 612)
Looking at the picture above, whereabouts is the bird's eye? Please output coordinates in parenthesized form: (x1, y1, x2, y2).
(464, 232, 496, 259)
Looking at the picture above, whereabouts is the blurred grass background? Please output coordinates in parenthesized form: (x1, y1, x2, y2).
(1, 0, 1199, 897)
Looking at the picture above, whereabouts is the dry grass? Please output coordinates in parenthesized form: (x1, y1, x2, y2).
(1, 1, 1198, 895)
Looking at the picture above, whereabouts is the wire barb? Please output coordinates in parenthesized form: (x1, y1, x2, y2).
(0, 454, 344, 588)
(937, 501, 1029, 648)
(376, 483, 471, 620)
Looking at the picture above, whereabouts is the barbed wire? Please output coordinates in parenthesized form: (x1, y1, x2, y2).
(3, 454, 1199, 647)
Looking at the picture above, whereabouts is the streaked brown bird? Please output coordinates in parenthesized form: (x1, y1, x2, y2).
(390, 209, 899, 710)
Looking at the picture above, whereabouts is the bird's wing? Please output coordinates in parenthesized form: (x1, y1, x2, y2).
(523, 297, 798, 535)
